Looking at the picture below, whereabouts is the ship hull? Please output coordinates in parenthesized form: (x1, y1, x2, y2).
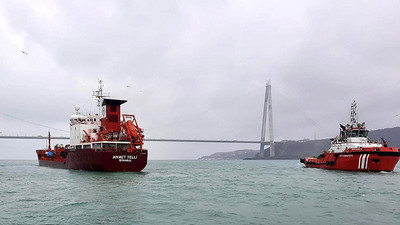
(301, 150, 400, 172)
(38, 149, 148, 172)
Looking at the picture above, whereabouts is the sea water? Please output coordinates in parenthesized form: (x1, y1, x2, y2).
(1, 160, 399, 225)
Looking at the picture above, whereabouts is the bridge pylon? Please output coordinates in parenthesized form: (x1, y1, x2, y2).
(259, 80, 274, 158)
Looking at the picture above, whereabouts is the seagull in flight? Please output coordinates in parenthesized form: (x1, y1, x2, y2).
(21, 51, 28, 55)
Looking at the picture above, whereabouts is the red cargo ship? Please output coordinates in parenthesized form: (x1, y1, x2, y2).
(301, 101, 399, 172)
(36, 80, 147, 172)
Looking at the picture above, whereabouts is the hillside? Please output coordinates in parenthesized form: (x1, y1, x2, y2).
(198, 149, 258, 160)
(198, 127, 400, 160)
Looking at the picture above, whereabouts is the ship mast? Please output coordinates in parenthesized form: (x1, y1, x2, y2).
(92, 80, 110, 115)
(350, 100, 358, 124)
(48, 131, 51, 150)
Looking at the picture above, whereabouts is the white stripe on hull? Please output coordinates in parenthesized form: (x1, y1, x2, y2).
(358, 154, 370, 170)
(358, 154, 363, 169)
(362, 154, 366, 169)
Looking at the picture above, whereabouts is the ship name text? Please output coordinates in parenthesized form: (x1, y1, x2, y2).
(112, 155, 137, 162)
(339, 154, 354, 158)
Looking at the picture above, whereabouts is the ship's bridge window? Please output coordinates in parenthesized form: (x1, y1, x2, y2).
(350, 130, 359, 137)
(359, 130, 368, 137)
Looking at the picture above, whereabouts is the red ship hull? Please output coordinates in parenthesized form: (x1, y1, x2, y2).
(37, 149, 148, 172)
(301, 148, 400, 172)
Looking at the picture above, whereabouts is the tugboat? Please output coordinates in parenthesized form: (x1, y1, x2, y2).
(36, 80, 147, 172)
(300, 101, 399, 172)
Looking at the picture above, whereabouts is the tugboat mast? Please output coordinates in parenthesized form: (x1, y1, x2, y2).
(350, 100, 358, 124)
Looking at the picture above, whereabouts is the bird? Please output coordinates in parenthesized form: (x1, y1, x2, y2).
(21, 51, 28, 55)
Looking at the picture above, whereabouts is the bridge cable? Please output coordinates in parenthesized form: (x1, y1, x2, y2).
(0, 113, 69, 133)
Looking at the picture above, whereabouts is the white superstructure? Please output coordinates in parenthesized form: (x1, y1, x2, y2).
(328, 101, 382, 153)
(69, 105, 102, 145)
(69, 80, 109, 146)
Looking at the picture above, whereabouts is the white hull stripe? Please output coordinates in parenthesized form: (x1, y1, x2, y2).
(362, 154, 367, 169)
(358, 154, 370, 169)
(365, 154, 370, 169)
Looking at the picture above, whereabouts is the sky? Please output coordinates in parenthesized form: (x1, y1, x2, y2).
(1, 0, 400, 160)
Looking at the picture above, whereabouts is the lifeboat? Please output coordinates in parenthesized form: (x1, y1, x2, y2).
(300, 101, 399, 172)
